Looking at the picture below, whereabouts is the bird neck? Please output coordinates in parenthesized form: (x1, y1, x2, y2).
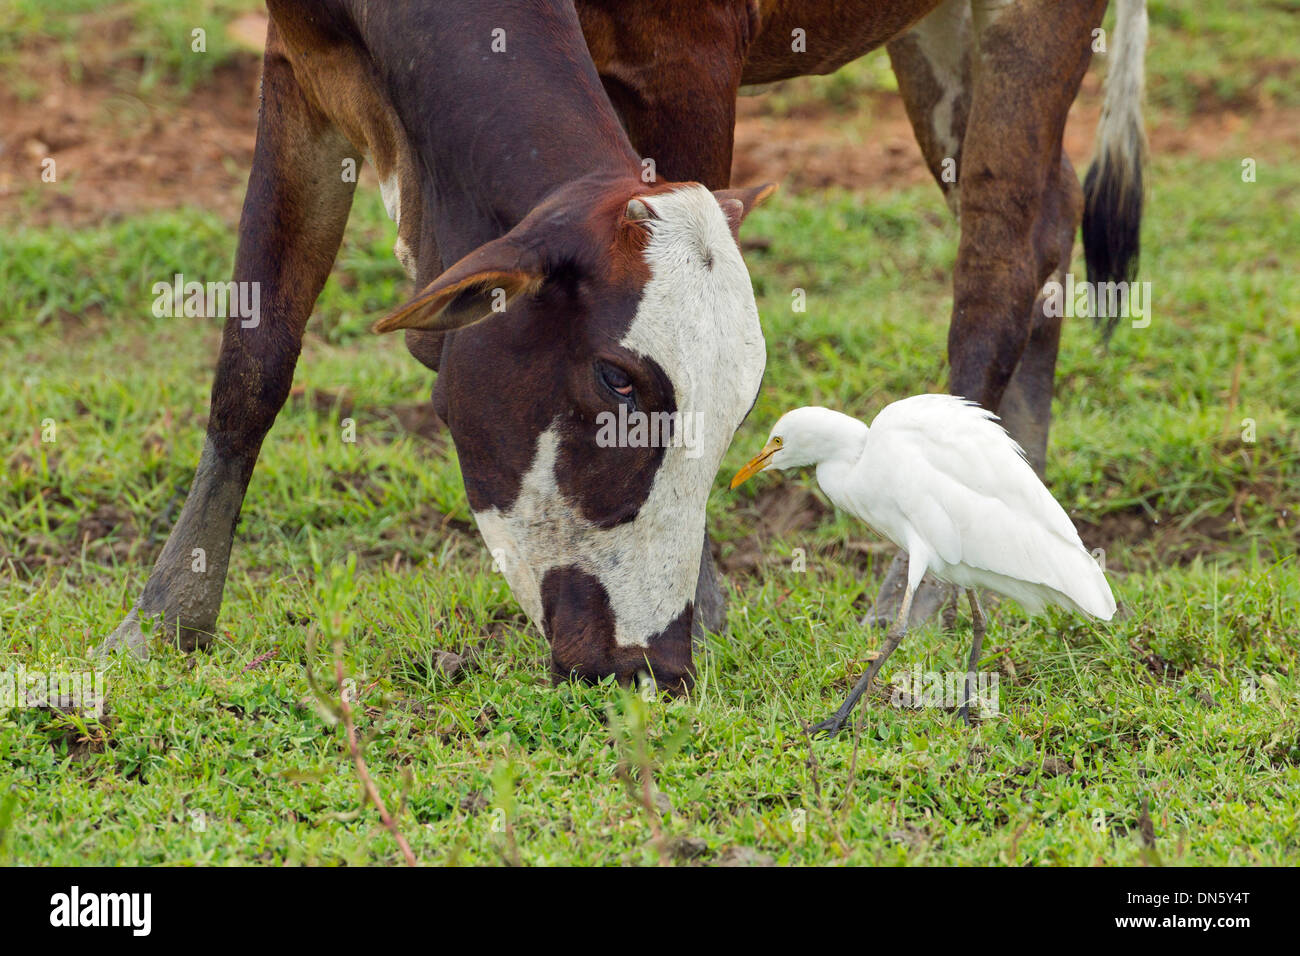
(807, 418, 868, 513)
(812, 415, 869, 468)
(815, 458, 858, 514)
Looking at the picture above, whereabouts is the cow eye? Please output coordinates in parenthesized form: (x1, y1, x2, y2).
(597, 362, 635, 400)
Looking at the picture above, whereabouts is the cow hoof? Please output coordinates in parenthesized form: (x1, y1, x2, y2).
(861, 551, 954, 629)
(96, 609, 152, 661)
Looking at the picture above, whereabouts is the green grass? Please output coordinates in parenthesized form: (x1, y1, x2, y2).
(1143, 0, 1300, 112)
(3, 147, 1297, 864)
(1, 0, 1298, 866)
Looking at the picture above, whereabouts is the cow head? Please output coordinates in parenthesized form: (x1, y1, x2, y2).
(375, 176, 773, 692)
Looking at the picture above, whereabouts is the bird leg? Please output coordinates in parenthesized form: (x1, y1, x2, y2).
(809, 585, 915, 738)
(863, 551, 954, 630)
(957, 588, 987, 726)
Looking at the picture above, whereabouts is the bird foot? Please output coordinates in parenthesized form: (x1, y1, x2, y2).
(806, 714, 848, 738)
(956, 701, 987, 727)
(862, 551, 954, 629)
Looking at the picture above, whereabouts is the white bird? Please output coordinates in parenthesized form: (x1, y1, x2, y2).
(729, 394, 1115, 735)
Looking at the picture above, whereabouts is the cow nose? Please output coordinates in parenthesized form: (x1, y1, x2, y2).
(547, 641, 695, 692)
(541, 565, 696, 690)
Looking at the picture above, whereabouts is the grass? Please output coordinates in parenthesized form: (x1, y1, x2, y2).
(1, 0, 1298, 865)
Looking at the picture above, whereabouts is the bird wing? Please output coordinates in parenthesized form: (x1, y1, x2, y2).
(852, 395, 1114, 618)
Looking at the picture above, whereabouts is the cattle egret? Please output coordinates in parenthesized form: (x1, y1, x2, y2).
(730, 395, 1116, 735)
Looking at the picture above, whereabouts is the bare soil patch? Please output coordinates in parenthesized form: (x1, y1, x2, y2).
(0, 54, 259, 227)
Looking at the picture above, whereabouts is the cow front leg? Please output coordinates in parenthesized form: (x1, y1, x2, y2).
(100, 25, 358, 656)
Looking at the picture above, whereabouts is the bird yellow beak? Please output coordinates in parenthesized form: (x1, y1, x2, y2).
(730, 439, 781, 489)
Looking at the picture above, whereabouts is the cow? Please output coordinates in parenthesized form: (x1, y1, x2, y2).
(99, 0, 776, 692)
(577, 0, 1147, 622)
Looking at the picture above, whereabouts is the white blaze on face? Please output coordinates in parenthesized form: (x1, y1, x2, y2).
(473, 184, 766, 647)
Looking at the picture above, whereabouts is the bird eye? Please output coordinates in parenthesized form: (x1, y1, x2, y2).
(597, 362, 636, 401)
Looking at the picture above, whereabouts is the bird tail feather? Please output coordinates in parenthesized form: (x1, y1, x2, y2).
(1050, 543, 1117, 620)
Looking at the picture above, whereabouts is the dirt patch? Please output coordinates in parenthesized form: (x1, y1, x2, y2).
(713, 845, 776, 867)
(22, 696, 115, 761)
(1077, 480, 1297, 570)
(1075, 506, 1242, 567)
(388, 402, 444, 444)
(717, 482, 830, 576)
(72, 503, 141, 564)
(732, 90, 935, 193)
(732, 72, 1300, 192)
(1129, 639, 1187, 684)
(0, 52, 260, 227)
(0, 461, 149, 574)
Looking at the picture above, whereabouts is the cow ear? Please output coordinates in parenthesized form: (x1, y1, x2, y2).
(713, 182, 778, 239)
(372, 237, 545, 334)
